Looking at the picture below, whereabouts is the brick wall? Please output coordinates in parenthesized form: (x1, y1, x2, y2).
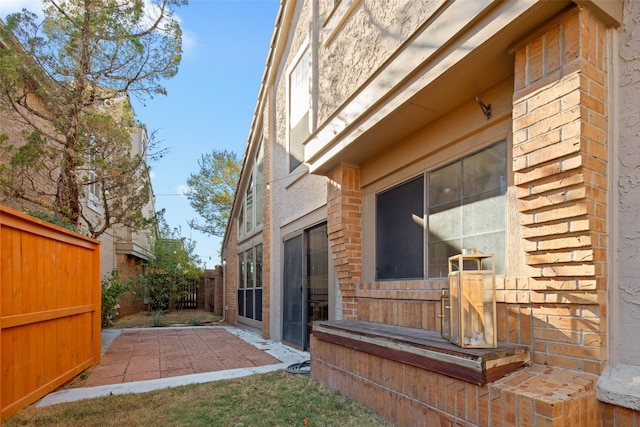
(312, 6, 621, 426)
(261, 106, 271, 338)
(0, 108, 58, 214)
(602, 403, 640, 426)
(116, 254, 146, 316)
(312, 336, 600, 426)
(223, 219, 238, 325)
(203, 267, 223, 315)
(512, 8, 608, 375)
(327, 164, 362, 320)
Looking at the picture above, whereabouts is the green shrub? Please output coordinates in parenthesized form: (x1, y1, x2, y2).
(101, 270, 132, 328)
(25, 210, 82, 233)
(187, 315, 204, 326)
(151, 310, 165, 327)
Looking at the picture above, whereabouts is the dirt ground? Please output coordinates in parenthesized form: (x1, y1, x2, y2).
(111, 309, 223, 328)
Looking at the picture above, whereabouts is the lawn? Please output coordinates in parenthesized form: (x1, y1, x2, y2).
(6, 310, 393, 426)
(5, 371, 392, 427)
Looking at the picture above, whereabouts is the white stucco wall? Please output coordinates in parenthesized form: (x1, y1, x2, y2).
(598, 0, 640, 411)
(268, 0, 331, 342)
(615, 0, 640, 366)
(317, 0, 446, 124)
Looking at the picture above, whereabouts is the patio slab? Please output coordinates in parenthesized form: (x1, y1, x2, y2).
(36, 326, 308, 407)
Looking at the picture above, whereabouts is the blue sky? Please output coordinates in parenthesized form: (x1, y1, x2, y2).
(0, 0, 281, 268)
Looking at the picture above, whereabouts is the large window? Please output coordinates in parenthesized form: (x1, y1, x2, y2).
(376, 176, 424, 280)
(288, 48, 310, 172)
(375, 141, 506, 280)
(238, 140, 264, 238)
(238, 244, 262, 322)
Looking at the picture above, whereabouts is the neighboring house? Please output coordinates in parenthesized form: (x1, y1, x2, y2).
(97, 123, 156, 315)
(0, 31, 155, 307)
(223, 0, 640, 425)
(0, 107, 155, 300)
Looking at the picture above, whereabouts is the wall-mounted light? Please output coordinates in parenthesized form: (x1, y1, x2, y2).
(475, 96, 491, 120)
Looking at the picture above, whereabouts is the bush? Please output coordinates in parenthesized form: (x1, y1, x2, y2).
(188, 314, 204, 326)
(151, 310, 165, 327)
(101, 270, 132, 328)
(25, 210, 82, 233)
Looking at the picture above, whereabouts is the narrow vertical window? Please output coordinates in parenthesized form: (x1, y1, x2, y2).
(255, 140, 264, 227)
(87, 135, 103, 212)
(237, 138, 264, 239)
(238, 204, 245, 238)
(237, 245, 263, 323)
(245, 174, 253, 235)
(289, 48, 310, 172)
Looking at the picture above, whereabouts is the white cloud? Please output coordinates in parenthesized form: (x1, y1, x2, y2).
(181, 28, 197, 55)
(176, 184, 190, 196)
(0, 0, 44, 19)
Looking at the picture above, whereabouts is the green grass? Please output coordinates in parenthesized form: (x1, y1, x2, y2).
(5, 371, 393, 427)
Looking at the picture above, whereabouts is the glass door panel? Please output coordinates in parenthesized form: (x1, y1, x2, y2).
(305, 223, 328, 349)
(283, 234, 304, 347)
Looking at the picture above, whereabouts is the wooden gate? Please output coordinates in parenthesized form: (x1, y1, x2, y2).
(0, 205, 101, 422)
(176, 281, 199, 309)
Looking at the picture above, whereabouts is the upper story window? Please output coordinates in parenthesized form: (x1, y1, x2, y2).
(138, 127, 147, 157)
(288, 47, 310, 173)
(87, 170, 102, 212)
(238, 139, 264, 239)
(255, 139, 264, 227)
(87, 136, 103, 213)
(376, 141, 507, 280)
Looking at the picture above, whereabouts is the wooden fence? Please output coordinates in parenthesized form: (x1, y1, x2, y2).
(0, 205, 101, 422)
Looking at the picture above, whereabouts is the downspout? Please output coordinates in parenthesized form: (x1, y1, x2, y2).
(221, 259, 227, 323)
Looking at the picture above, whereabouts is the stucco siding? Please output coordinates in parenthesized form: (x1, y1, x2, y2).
(265, 0, 332, 342)
(615, 0, 640, 366)
(317, 0, 446, 124)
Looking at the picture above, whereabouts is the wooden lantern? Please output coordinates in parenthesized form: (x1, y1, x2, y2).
(441, 252, 497, 348)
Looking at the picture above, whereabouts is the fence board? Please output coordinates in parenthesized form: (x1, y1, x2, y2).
(0, 205, 101, 422)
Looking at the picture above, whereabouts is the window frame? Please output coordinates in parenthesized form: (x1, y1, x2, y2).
(238, 139, 265, 239)
(237, 244, 263, 323)
(374, 140, 507, 281)
(286, 44, 311, 173)
(86, 135, 103, 213)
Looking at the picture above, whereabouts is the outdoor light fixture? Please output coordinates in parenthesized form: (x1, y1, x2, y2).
(440, 251, 497, 348)
(475, 96, 492, 120)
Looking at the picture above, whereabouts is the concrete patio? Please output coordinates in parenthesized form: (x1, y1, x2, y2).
(37, 326, 308, 407)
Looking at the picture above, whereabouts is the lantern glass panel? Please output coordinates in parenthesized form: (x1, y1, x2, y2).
(443, 253, 496, 348)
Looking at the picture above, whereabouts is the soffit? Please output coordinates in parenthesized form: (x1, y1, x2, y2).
(305, 0, 572, 175)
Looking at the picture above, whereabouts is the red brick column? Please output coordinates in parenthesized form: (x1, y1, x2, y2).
(512, 8, 608, 374)
(223, 220, 238, 326)
(116, 254, 145, 316)
(261, 109, 271, 338)
(327, 164, 362, 320)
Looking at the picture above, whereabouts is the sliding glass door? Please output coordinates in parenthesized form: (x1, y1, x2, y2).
(282, 223, 328, 350)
